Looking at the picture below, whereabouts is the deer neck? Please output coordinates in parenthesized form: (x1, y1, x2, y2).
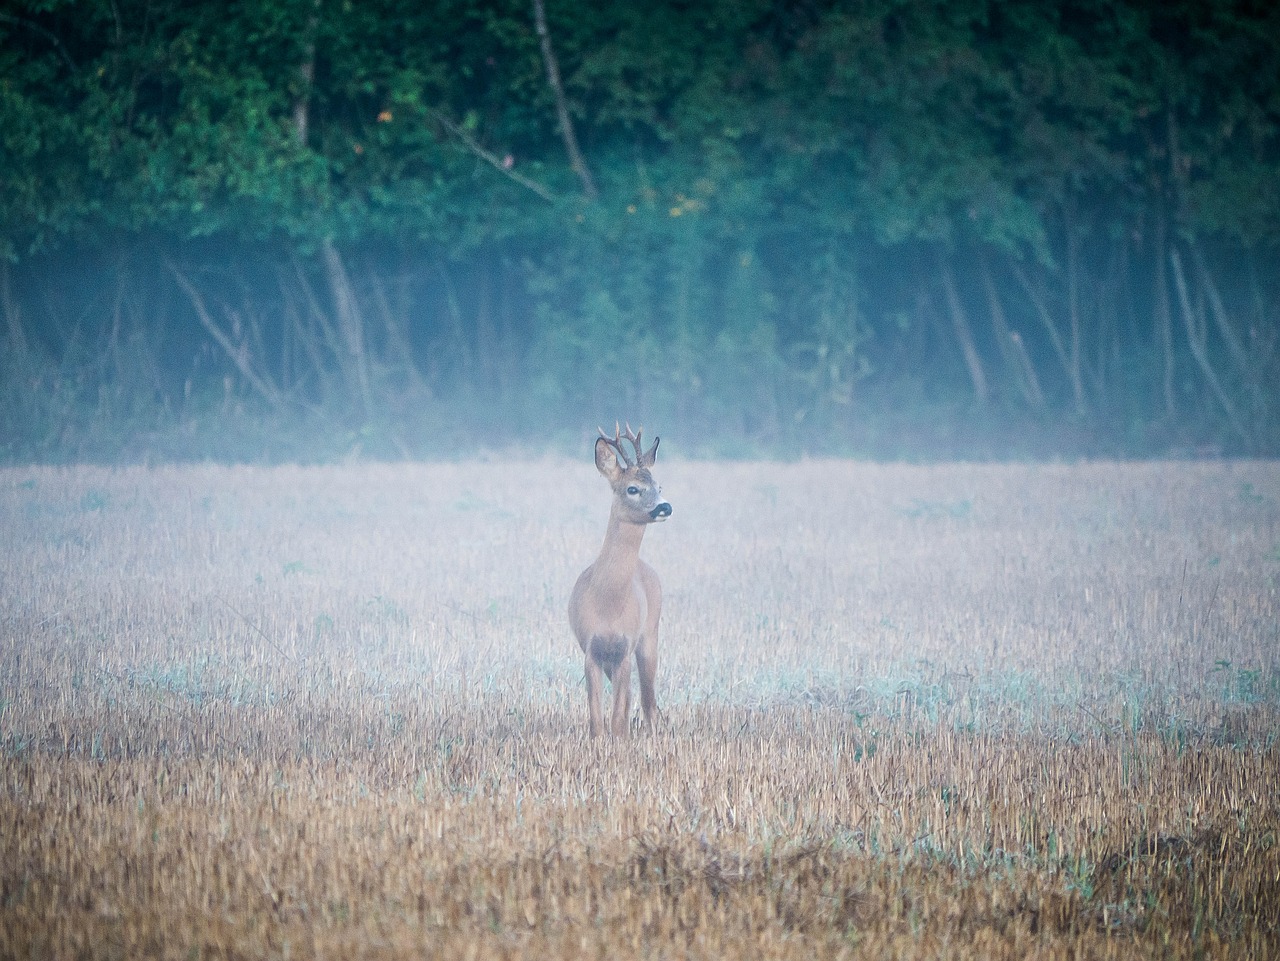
(592, 509, 647, 595)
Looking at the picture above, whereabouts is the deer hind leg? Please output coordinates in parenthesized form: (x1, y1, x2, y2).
(636, 641, 658, 733)
(584, 653, 605, 738)
(609, 653, 632, 738)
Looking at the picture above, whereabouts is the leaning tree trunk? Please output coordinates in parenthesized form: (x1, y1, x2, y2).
(1153, 211, 1177, 421)
(1169, 247, 1250, 447)
(979, 252, 1044, 410)
(940, 257, 989, 404)
(291, 0, 373, 418)
(1010, 259, 1087, 416)
(532, 0, 596, 199)
(0, 261, 27, 357)
(1186, 238, 1261, 412)
(169, 262, 283, 411)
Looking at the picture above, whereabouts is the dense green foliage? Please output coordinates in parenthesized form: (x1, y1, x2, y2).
(2, 0, 1278, 459)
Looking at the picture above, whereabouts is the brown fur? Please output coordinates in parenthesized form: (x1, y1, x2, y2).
(568, 424, 671, 737)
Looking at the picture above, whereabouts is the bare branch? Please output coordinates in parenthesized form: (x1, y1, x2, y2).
(0, 13, 77, 72)
(431, 110, 556, 202)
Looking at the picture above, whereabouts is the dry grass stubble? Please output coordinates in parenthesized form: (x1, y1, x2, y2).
(1, 459, 1278, 958)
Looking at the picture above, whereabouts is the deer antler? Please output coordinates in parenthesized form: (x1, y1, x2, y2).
(598, 422, 635, 468)
(599, 421, 658, 468)
(622, 423, 645, 466)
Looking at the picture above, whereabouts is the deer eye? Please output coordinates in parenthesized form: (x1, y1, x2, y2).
(626, 485, 640, 496)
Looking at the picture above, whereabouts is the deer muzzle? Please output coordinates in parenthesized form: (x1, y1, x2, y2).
(649, 501, 672, 521)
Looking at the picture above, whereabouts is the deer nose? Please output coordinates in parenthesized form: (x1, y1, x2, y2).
(649, 502, 672, 521)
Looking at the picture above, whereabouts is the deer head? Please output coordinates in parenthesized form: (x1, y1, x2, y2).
(595, 422, 672, 524)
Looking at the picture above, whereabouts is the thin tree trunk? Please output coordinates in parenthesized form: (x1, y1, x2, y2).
(169, 262, 283, 410)
(1153, 212, 1176, 420)
(0, 260, 27, 356)
(532, 0, 596, 198)
(475, 262, 495, 390)
(1246, 258, 1278, 371)
(321, 242, 374, 415)
(940, 258, 989, 403)
(1008, 331, 1044, 410)
(235, 286, 274, 396)
(1186, 239, 1257, 403)
(279, 281, 297, 392)
(1010, 260, 1086, 414)
(979, 254, 1043, 409)
(108, 261, 125, 374)
(1169, 247, 1250, 446)
(1093, 237, 1126, 399)
(370, 270, 427, 397)
(436, 261, 474, 379)
(290, 258, 342, 375)
(277, 268, 329, 401)
(1064, 209, 1085, 411)
(292, 0, 320, 147)
(289, 4, 372, 417)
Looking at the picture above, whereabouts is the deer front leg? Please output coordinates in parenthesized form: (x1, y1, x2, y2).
(610, 653, 632, 738)
(584, 653, 605, 737)
(636, 640, 658, 733)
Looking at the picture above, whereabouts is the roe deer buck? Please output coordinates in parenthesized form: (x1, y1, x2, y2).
(569, 423, 672, 737)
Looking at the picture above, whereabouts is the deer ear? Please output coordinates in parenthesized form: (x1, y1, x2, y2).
(639, 436, 659, 468)
(595, 436, 624, 481)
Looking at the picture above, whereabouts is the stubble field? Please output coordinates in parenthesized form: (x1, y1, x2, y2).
(1, 457, 1278, 960)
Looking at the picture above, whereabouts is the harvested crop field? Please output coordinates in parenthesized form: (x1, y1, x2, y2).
(2, 458, 1278, 960)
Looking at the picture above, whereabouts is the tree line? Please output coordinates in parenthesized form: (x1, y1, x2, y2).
(2, 0, 1277, 460)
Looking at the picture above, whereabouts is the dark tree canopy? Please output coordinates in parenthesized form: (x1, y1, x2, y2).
(2, 0, 1277, 460)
